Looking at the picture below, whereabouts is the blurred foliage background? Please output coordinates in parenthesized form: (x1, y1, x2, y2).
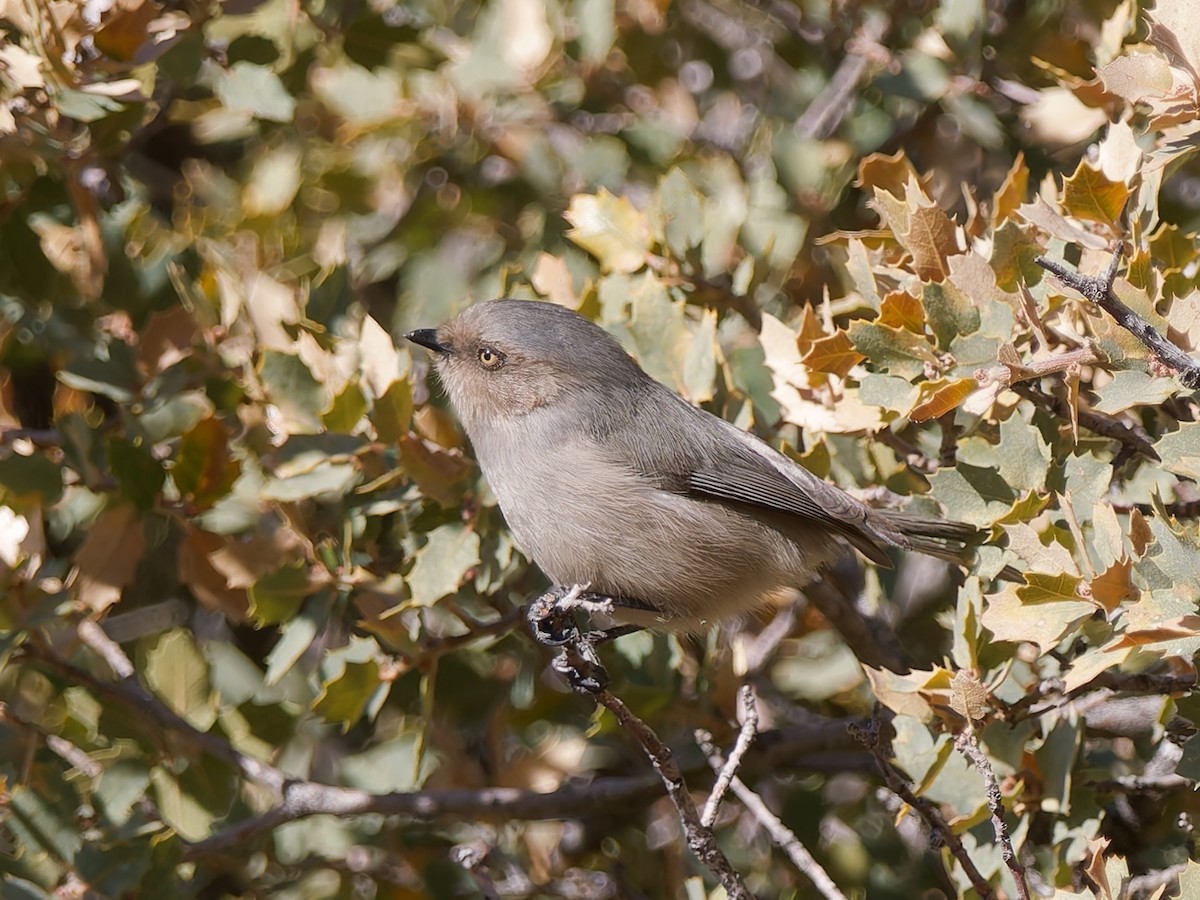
(2, 0, 1200, 896)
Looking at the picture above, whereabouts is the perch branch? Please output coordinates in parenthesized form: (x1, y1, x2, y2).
(954, 723, 1031, 900)
(1036, 246, 1200, 389)
(697, 688, 848, 900)
(851, 714, 995, 899)
(592, 687, 754, 900)
(701, 685, 760, 828)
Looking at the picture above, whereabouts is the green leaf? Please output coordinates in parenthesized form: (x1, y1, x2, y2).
(258, 350, 327, 434)
(1016, 571, 1085, 603)
(248, 560, 313, 626)
(922, 281, 980, 349)
(1093, 370, 1178, 415)
(980, 584, 1095, 653)
(996, 413, 1050, 493)
(213, 61, 296, 122)
(370, 379, 413, 443)
(1153, 422, 1200, 479)
(313, 639, 386, 730)
(405, 522, 481, 606)
(657, 168, 704, 257)
(847, 321, 938, 380)
(928, 463, 1018, 527)
(144, 629, 216, 730)
(173, 417, 242, 510)
(0, 452, 63, 505)
(107, 437, 166, 511)
(323, 380, 369, 434)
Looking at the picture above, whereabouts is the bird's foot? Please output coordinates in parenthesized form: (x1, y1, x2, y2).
(527, 585, 644, 693)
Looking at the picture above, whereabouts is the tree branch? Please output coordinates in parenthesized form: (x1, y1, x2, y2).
(697, 688, 848, 900)
(955, 723, 1031, 900)
(851, 713, 995, 899)
(1036, 246, 1200, 389)
(591, 687, 754, 900)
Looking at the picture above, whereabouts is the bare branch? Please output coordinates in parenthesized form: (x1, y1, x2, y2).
(795, 14, 891, 140)
(697, 689, 848, 900)
(1036, 247, 1200, 389)
(1011, 381, 1159, 462)
(592, 687, 754, 900)
(851, 714, 995, 899)
(954, 723, 1030, 900)
(701, 685, 760, 828)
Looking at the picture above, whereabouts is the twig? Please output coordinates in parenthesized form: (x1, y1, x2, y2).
(1126, 864, 1188, 899)
(696, 690, 848, 900)
(71, 620, 286, 791)
(452, 840, 503, 900)
(851, 714, 995, 899)
(23, 632, 866, 856)
(954, 723, 1030, 900)
(0, 702, 103, 778)
(1036, 246, 1200, 389)
(1004, 671, 1197, 723)
(0, 427, 62, 447)
(591, 688, 754, 900)
(877, 428, 938, 475)
(795, 15, 890, 140)
(805, 575, 912, 673)
(742, 606, 798, 674)
(701, 685, 760, 828)
(1011, 381, 1160, 461)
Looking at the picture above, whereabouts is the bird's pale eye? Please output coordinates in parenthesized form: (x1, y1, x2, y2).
(476, 346, 506, 370)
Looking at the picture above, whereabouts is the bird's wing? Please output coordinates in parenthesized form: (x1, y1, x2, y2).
(683, 425, 895, 567)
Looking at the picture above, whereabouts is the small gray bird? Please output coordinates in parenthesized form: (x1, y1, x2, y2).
(407, 299, 975, 634)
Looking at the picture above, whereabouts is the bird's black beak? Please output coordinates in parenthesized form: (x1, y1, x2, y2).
(405, 329, 450, 354)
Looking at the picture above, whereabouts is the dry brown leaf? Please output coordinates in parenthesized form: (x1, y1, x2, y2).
(1087, 557, 1137, 614)
(909, 378, 976, 422)
(991, 152, 1029, 225)
(178, 528, 250, 621)
(1129, 508, 1154, 557)
(73, 504, 145, 613)
(878, 290, 925, 332)
(800, 330, 864, 378)
(139, 307, 196, 375)
(1062, 160, 1131, 229)
(855, 149, 922, 199)
(904, 197, 959, 281)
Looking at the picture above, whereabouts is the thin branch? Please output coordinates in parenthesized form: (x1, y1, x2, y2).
(0, 702, 103, 778)
(701, 685, 760, 828)
(851, 714, 995, 899)
(877, 428, 938, 475)
(1003, 671, 1197, 724)
(22, 631, 864, 858)
(452, 840, 503, 900)
(70, 620, 286, 791)
(696, 689, 848, 900)
(1036, 246, 1200, 389)
(591, 688, 754, 900)
(805, 575, 912, 673)
(954, 723, 1031, 900)
(795, 15, 891, 140)
(1011, 381, 1159, 461)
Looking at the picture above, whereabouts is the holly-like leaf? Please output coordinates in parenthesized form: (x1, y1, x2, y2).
(173, 418, 242, 510)
(800, 329, 864, 378)
(565, 188, 653, 273)
(1062, 159, 1130, 229)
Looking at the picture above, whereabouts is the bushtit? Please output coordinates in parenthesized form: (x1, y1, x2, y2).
(407, 299, 974, 633)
